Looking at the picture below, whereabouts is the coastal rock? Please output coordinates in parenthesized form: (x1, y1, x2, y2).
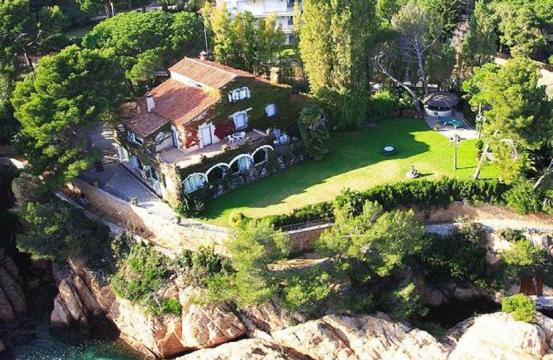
(271, 313, 449, 360)
(179, 287, 247, 349)
(57, 279, 88, 328)
(240, 300, 306, 333)
(0, 266, 26, 313)
(0, 287, 14, 321)
(449, 312, 553, 360)
(180, 338, 309, 360)
(107, 297, 183, 358)
(51, 295, 73, 328)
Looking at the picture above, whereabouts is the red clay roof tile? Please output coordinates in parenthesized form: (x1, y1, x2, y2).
(169, 57, 254, 89)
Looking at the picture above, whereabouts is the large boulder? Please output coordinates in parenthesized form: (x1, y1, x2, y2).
(449, 312, 553, 360)
(240, 300, 306, 333)
(179, 287, 247, 349)
(271, 313, 449, 360)
(180, 338, 309, 360)
(106, 295, 185, 358)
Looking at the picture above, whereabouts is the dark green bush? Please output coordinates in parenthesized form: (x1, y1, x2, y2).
(258, 178, 510, 228)
(503, 180, 544, 214)
(369, 90, 400, 120)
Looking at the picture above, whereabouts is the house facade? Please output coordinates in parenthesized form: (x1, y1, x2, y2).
(216, 0, 301, 44)
(116, 56, 305, 209)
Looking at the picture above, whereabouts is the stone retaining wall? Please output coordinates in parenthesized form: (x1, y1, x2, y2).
(68, 179, 229, 255)
(287, 223, 333, 252)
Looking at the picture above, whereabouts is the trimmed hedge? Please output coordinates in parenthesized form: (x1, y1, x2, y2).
(260, 178, 511, 228)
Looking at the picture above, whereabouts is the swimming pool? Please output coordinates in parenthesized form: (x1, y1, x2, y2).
(440, 117, 466, 129)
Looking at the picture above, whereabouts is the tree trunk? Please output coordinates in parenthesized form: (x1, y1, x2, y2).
(375, 57, 424, 118)
(416, 46, 428, 95)
(473, 142, 490, 180)
(534, 158, 553, 189)
(22, 48, 34, 71)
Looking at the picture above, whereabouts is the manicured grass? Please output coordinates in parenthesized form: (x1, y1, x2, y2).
(203, 118, 498, 225)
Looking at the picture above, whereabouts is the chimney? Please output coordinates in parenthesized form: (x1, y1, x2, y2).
(199, 51, 208, 61)
(146, 93, 156, 112)
(270, 67, 281, 85)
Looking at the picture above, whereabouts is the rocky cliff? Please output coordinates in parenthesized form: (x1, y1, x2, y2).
(50, 259, 553, 360)
(182, 312, 553, 360)
(0, 251, 26, 322)
(50, 259, 248, 358)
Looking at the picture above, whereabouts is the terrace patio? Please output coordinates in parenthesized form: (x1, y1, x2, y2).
(158, 129, 270, 168)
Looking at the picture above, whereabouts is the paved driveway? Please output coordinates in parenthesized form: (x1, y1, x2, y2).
(81, 162, 177, 221)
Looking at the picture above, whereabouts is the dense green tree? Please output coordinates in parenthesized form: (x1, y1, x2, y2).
(0, 0, 65, 76)
(299, 0, 376, 128)
(418, 0, 463, 35)
(206, 220, 291, 307)
(494, 2, 547, 59)
(465, 58, 553, 181)
(375, 0, 445, 116)
(206, 5, 284, 76)
(298, 104, 330, 160)
(457, 1, 498, 79)
(317, 201, 426, 280)
(11, 45, 126, 189)
(391, 0, 440, 95)
(83, 11, 202, 89)
(376, 0, 406, 21)
(17, 198, 111, 263)
(0, 74, 18, 144)
(427, 42, 455, 89)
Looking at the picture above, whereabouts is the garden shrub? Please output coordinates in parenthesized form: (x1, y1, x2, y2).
(176, 192, 206, 217)
(503, 180, 544, 214)
(501, 294, 535, 322)
(369, 90, 399, 120)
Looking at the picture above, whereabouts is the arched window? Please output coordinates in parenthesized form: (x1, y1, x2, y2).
(265, 104, 276, 117)
(230, 154, 253, 174)
(183, 173, 207, 193)
(206, 163, 230, 182)
(253, 147, 270, 164)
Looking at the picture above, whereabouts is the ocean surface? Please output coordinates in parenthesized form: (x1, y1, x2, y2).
(10, 323, 140, 360)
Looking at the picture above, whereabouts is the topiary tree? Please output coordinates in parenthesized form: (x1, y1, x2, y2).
(501, 294, 535, 322)
(298, 104, 330, 160)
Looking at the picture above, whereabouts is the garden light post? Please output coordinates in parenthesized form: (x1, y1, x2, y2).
(450, 134, 461, 170)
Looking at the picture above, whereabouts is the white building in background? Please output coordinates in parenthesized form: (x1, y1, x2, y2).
(217, 0, 301, 44)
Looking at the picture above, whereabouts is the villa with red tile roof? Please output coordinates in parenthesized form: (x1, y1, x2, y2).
(116, 56, 307, 209)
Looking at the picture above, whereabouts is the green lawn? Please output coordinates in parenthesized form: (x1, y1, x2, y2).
(203, 118, 497, 225)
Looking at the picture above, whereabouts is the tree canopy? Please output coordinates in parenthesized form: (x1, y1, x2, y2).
(299, 0, 377, 128)
(457, 1, 498, 79)
(82, 11, 202, 89)
(0, 0, 66, 76)
(464, 57, 553, 181)
(205, 4, 285, 76)
(11, 45, 126, 189)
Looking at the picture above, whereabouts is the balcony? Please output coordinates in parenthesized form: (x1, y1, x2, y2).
(158, 129, 270, 169)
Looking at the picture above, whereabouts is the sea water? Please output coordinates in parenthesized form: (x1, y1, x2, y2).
(10, 323, 140, 360)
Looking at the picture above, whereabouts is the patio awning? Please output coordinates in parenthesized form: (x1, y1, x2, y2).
(423, 92, 459, 108)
